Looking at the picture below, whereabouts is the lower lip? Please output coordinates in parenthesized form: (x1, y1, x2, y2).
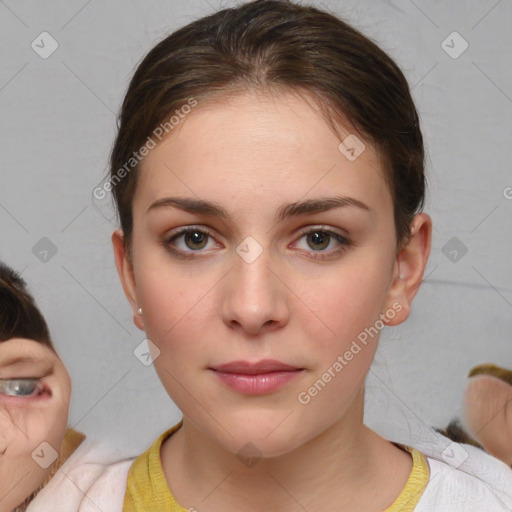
(211, 369, 304, 394)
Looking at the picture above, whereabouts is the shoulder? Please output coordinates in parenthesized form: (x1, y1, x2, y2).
(413, 438, 512, 511)
(77, 457, 134, 511)
(124, 424, 183, 509)
(26, 438, 135, 512)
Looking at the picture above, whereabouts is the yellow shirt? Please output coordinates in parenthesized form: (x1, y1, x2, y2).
(123, 421, 429, 511)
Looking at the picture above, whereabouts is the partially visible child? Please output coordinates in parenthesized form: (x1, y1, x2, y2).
(0, 263, 132, 512)
(0, 262, 78, 511)
(439, 363, 512, 468)
(465, 363, 512, 466)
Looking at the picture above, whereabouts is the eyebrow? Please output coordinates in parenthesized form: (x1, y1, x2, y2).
(147, 195, 370, 222)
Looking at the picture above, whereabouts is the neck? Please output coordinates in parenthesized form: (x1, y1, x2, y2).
(161, 388, 412, 511)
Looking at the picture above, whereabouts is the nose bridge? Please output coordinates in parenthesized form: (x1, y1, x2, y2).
(236, 249, 272, 293)
(235, 240, 275, 299)
(223, 238, 288, 333)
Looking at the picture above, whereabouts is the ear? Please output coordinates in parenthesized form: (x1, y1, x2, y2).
(383, 213, 432, 326)
(112, 229, 144, 330)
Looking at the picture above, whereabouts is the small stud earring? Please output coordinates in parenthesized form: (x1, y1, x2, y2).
(137, 308, 143, 316)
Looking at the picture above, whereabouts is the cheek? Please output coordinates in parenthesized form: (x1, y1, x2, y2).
(0, 409, 13, 450)
(1, 402, 68, 456)
(40, 399, 69, 452)
(297, 259, 392, 352)
(293, 267, 390, 422)
(0, 404, 67, 502)
(0, 376, 70, 458)
(133, 236, 222, 347)
(136, 265, 218, 390)
(138, 270, 211, 342)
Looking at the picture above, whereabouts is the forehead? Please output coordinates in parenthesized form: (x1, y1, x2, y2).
(135, 90, 391, 217)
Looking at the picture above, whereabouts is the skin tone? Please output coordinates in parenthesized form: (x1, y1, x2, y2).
(0, 338, 71, 512)
(465, 375, 512, 466)
(113, 89, 432, 511)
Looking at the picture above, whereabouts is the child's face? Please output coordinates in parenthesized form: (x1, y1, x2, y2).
(0, 338, 70, 512)
(114, 90, 430, 457)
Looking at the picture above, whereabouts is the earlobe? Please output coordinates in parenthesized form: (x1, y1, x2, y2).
(111, 229, 144, 330)
(384, 213, 432, 326)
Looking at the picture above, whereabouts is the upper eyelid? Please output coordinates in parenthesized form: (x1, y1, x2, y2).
(0, 362, 53, 378)
(166, 224, 347, 238)
(0, 373, 49, 383)
(166, 226, 219, 244)
(295, 225, 349, 238)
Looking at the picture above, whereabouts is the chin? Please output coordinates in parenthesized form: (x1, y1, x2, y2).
(211, 414, 306, 459)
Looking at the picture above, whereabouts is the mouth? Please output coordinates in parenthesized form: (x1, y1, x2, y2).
(209, 359, 305, 394)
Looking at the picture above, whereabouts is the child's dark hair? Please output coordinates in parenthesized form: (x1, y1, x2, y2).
(110, 0, 425, 251)
(0, 262, 53, 349)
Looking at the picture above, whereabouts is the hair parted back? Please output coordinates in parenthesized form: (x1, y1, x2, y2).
(0, 262, 53, 348)
(110, 0, 425, 251)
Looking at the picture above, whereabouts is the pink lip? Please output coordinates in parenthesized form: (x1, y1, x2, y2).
(211, 359, 302, 374)
(210, 359, 304, 394)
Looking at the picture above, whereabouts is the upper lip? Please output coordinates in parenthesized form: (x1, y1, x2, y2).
(210, 359, 302, 374)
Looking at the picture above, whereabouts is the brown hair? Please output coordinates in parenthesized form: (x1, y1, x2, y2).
(110, 0, 425, 251)
(0, 262, 53, 349)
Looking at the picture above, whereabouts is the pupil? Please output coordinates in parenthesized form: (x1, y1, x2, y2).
(2, 379, 37, 397)
(308, 231, 329, 250)
(186, 231, 207, 249)
(16, 382, 34, 396)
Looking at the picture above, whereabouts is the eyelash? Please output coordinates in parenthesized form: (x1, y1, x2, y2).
(163, 225, 352, 260)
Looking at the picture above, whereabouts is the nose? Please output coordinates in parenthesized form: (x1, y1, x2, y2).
(222, 246, 290, 336)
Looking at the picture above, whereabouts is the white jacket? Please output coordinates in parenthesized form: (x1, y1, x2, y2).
(25, 439, 133, 512)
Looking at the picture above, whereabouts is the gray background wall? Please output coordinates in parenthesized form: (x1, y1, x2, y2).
(0, 0, 510, 455)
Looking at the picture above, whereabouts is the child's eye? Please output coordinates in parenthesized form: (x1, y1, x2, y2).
(0, 378, 43, 397)
(293, 227, 352, 260)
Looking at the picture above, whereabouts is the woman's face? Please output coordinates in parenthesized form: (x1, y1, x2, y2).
(114, 90, 430, 457)
(0, 338, 70, 512)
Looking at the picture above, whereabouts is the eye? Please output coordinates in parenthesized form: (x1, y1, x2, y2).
(164, 226, 220, 257)
(293, 226, 352, 259)
(0, 378, 43, 397)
